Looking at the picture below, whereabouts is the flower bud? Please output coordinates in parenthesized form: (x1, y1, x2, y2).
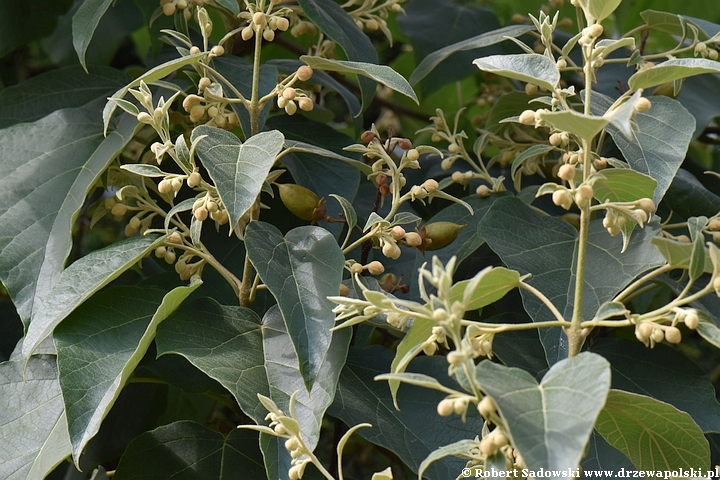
(404, 232, 423, 247)
(519, 110, 536, 125)
(382, 242, 401, 260)
(634, 97, 652, 113)
(437, 398, 454, 417)
(558, 164, 575, 181)
(296, 66, 313, 81)
(252, 12, 266, 26)
(263, 28, 275, 42)
(391, 226, 406, 240)
(187, 171, 202, 188)
(194, 206, 208, 221)
(651, 327, 664, 343)
(154, 246, 167, 258)
(339, 284, 350, 296)
(635, 322, 653, 342)
(158, 179, 172, 194)
(277, 183, 319, 221)
(276, 17, 289, 31)
(549, 133, 563, 147)
(665, 326, 682, 344)
(478, 396, 496, 418)
(552, 190, 573, 210)
(366, 261, 384, 275)
(406, 148, 420, 161)
(111, 203, 128, 216)
(297, 97, 313, 111)
(476, 185, 491, 197)
(241, 26, 254, 41)
(525, 83, 538, 95)
(684, 310, 699, 330)
(210, 45, 224, 56)
(284, 100, 297, 115)
(423, 342, 438, 356)
(164, 250, 176, 264)
(137, 112, 153, 124)
(162, 2, 176, 15)
(587, 24, 604, 38)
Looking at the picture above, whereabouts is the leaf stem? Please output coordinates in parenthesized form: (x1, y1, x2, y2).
(519, 281, 567, 324)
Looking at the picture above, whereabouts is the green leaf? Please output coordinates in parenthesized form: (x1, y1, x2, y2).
(0, 104, 139, 329)
(72, 0, 113, 71)
(103, 52, 206, 134)
(593, 301, 629, 321)
(629, 58, 720, 90)
(592, 93, 694, 212)
(0, 355, 71, 480)
(697, 311, 720, 350)
(602, 90, 646, 140)
(399, 0, 504, 95)
(538, 109, 609, 142)
(584, 0, 622, 23)
(245, 223, 345, 391)
(258, 307, 351, 479)
(0, 66, 127, 129)
(164, 198, 196, 230)
(484, 91, 538, 134)
(119, 164, 166, 177)
(409, 24, 534, 86)
(113, 421, 265, 478)
(54, 282, 200, 465)
(596, 390, 710, 470)
(449, 267, 520, 311)
(480, 197, 665, 363)
(330, 346, 485, 479)
(417, 440, 477, 480)
(650, 236, 712, 273)
(296, 0, 377, 111)
(593, 168, 657, 203)
(156, 300, 350, 480)
(192, 127, 284, 231)
(476, 352, 611, 470)
(0, 0, 73, 57)
(591, 338, 720, 433)
(473, 54, 560, 92)
(510, 144, 555, 185)
(665, 169, 720, 219)
(156, 298, 270, 423)
(22, 235, 164, 359)
(301, 56, 418, 105)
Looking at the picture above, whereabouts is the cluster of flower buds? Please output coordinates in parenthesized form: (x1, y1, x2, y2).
(182, 79, 239, 129)
(277, 86, 313, 115)
(192, 192, 229, 224)
(106, 191, 157, 237)
(348, 260, 385, 276)
(694, 41, 719, 60)
(436, 395, 471, 419)
(241, 9, 290, 42)
(422, 325, 449, 356)
(601, 198, 654, 236)
(634, 321, 682, 347)
(160, 0, 203, 19)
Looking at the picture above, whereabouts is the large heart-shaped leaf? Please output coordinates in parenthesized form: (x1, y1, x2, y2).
(0, 0, 73, 57)
(23, 234, 164, 359)
(475, 352, 611, 470)
(258, 306, 351, 480)
(330, 346, 485, 480)
(0, 103, 139, 328)
(113, 421, 265, 479)
(156, 300, 350, 480)
(72, 0, 113, 71)
(0, 355, 71, 480)
(596, 390, 710, 470)
(592, 93, 694, 205)
(157, 299, 349, 446)
(591, 338, 720, 433)
(245, 222, 344, 390)
(192, 126, 284, 231)
(479, 197, 665, 363)
(296, 0, 377, 111)
(54, 282, 200, 466)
